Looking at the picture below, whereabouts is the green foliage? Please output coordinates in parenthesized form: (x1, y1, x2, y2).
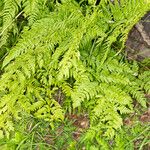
(0, 0, 150, 147)
(113, 122, 150, 150)
(0, 116, 149, 150)
(0, 0, 54, 60)
(0, 114, 76, 150)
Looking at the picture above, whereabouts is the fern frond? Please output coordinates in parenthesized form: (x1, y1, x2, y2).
(23, 0, 48, 26)
(0, 0, 18, 47)
(125, 85, 147, 108)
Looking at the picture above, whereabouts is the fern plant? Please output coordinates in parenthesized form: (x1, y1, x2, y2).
(0, 0, 150, 144)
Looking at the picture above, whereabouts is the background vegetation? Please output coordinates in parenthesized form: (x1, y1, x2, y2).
(0, 0, 150, 149)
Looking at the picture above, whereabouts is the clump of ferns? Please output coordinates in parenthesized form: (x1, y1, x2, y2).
(0, 0, 150, 141)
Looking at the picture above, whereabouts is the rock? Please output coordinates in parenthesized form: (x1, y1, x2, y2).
(126, 12, 150, 61)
